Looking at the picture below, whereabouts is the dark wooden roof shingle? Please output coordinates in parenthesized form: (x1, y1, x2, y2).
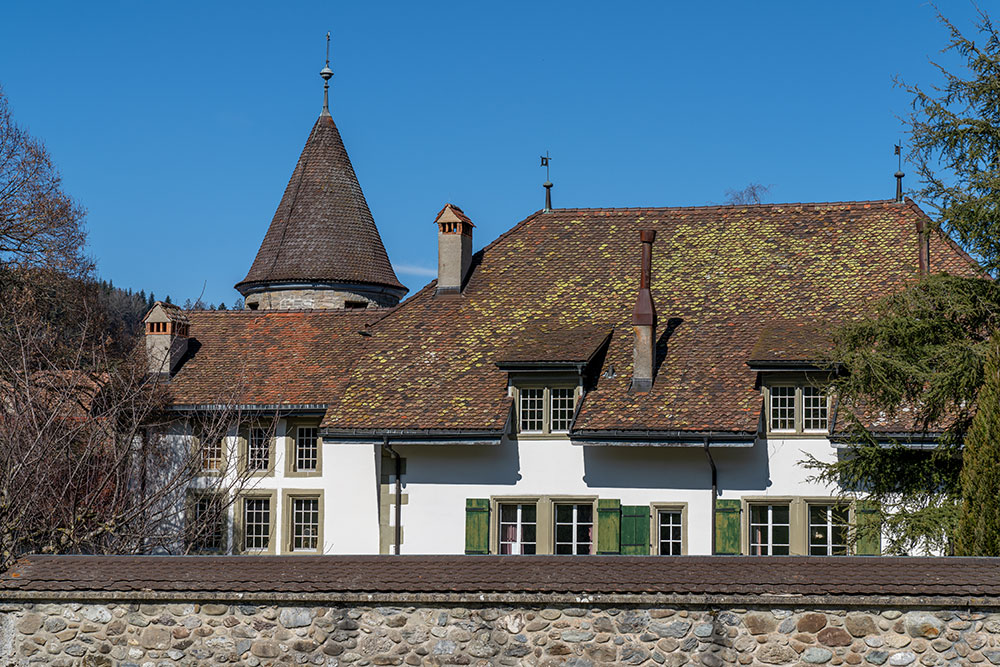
(236, 114, 405, 294)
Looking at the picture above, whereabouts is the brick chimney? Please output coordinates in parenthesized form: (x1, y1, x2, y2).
(630, 230, 657, 393)
(143, 302, 190, 377)
(435, 203, 474, 295)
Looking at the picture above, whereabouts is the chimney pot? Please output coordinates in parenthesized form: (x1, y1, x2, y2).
(435, 203, 475, 296)
(143, 302, 190, 377)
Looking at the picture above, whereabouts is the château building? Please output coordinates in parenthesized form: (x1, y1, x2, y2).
(145, 64, 980, 558)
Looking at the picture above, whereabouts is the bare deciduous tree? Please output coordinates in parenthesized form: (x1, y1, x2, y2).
(724, 182, 772, 205)
(0, 84, 258, 571)
(0, 87, 87, 273)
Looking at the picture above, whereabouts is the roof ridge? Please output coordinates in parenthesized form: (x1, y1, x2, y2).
(186, 308, 386, 316)
(545, 199, 902, 214)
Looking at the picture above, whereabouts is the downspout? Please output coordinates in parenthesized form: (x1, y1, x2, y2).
(704, 437, 717, 555)
(383, 436, 402, 555)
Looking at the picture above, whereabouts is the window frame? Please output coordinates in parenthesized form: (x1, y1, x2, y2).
(236, 490, 277, 555)
(553, 501, 595, 555)
(513, 381, 583, 437)
(238, 423, 275, 477)
(740, 496, 859, 556)
(650, 502, 688, 556)
(807, 502, 850, 556)
(489, 495, 598, 554)
(283, 489, 324, 554)
(190, 422, 229, 477)
(284, 418, 323, 478)
(762, 377, 832, 437)
(747, 502, 792, 556)
(185, 490, 228, 554)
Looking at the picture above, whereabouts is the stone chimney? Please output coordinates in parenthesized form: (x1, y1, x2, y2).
(630, 230, 657, 393)
(143, 302, 190, 377)
(435, 204, 474, 295)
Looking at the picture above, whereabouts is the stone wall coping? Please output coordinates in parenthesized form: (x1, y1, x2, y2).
(2, 589, 1000, 609)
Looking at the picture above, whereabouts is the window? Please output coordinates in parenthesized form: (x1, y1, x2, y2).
(291, 497, 320, 552)
(247, 427, 270, 472)
(657, 509, 683, 555)
(344, 300, 367, 309)
(242, 497, 272, 552)
(519, 389, 544, 433)
(295, 427, 318, 472)
(554, 503, 593, 554)
(517, 385, 579, 434)
(802, 387, 828, 431)
(550, 388, 576, 433)
(188, 494, 225, 553)
(766, 383, 829, 434)
(201, 438, 223, 472)
(749, 504, 790, 555)
(498, 503, 537, 554)
(809, 504, 849, 555)
(769, 386, 796, 432)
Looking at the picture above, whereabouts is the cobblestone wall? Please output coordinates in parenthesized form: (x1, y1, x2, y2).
(2, 601, 996, 667)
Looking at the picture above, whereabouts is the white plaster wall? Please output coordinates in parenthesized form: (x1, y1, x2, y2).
(189, 418, 381, 555)
(389, 434, 840, 556)
(183, 416, 841, 556)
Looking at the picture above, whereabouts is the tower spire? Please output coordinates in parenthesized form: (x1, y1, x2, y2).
(320, 32, 333, 117)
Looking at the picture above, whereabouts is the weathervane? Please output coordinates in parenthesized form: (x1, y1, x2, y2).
(540, 151, 553, 212)
(894, 143, 905, 202)
(320, 32, 333, 117)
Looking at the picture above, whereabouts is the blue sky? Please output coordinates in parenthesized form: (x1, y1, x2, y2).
(0, 1, 983, 306)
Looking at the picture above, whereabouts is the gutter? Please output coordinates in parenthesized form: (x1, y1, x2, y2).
(322, 428, 504, 446)
(571, 430, 756, 447)
(704, 437, 718, 555)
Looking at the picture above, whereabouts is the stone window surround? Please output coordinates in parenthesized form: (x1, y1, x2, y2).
(510, 379, 584, 438)
(282, 489, 325, 555)
(489, 495, 598, 555)
(236, 490, 278, 555)
(740, 496, 854, 556)
(283, 418, 323, 478)
(761, 372, 832, 437)
(237, 423, 276, 478)
(185, 489, 229, 554)
(190, 423, 229, 477)
(650, 502, 689, 555)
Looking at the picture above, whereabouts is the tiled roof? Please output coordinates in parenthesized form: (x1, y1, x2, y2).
(166, 310, 378, 406)
(2, 555, 997, 600)
(167, 199, 981, 434)
(236, 114, 405, 295)
(747, 319, 834, 367)
(495, 325, 612, 366)
(319, 199, 981, 434)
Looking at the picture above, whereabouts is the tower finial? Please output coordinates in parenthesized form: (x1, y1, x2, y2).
(894, 143, 904, 202)
(540, 151, 553, 212)
(320, 32, 333, 117)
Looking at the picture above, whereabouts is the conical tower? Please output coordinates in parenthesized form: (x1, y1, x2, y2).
(236, 44, 406, 310)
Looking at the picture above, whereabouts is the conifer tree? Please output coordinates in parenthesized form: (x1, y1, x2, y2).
(808, 8, 1000, 554)
(955, 334, 1000, 555)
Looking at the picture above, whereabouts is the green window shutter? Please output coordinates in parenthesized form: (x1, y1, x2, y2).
(855, 500, 881, 556)
(714, 499, 741, 555)
(597, 499, 621, 554)
(465, 498, 490, 555)
(621, 505, 650, 555)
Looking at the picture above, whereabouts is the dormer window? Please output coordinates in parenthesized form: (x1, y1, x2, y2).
(516, 384, 580, 435)
(765, 381, 829, 435)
